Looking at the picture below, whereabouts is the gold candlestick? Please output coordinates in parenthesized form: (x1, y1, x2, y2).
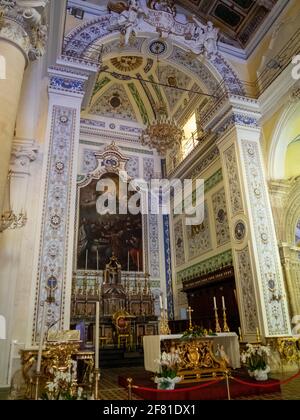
(214, 308, 222, 333)
(238, 327, 243, 342)
(256, 327, 261, 343)
(187, 306, 194, 332)
(159, 309, 170, 335)
(222, 308, 230, 332)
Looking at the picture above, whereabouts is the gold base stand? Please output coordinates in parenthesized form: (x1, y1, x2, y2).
(214, 308, 222, 333)
(223, 308, 230, 333)
(159, 310, 171, 335)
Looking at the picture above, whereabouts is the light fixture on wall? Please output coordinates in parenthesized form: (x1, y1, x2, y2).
(0, 171, 27, 233)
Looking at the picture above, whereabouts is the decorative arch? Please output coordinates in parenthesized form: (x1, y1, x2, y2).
(284, 178, 300, 245)
(268, 100, 300, 180)
(63, 14, 244, 96)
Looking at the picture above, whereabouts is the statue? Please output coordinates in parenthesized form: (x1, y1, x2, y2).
(184, 16, 219, 57)
(204, 21, 219, 58)
(148, 0, 176, 16)
(115, 0, 145, 46)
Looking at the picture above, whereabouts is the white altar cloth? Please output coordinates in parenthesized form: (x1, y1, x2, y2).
(143, 333, 240, 372)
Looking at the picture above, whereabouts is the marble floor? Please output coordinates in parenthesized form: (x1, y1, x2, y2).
(1, 367, 299, 400)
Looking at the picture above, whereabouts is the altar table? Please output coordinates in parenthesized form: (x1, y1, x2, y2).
(143, 333, 241, 372)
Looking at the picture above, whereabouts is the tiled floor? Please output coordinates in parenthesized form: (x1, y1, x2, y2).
(98, 367, 300, 401)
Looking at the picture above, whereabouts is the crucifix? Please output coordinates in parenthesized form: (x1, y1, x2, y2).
(187, 306, 194, 331)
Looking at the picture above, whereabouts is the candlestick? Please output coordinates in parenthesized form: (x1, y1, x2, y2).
(37, 302, 47, 374)
(187, 306, 194, 331)
(35, 302, 47, 400)
(222, 307, 230, 333)
(213, 296, 217, 310)
(85, 249, 88, 272)
(214, 308, 221, 333)
(222, 296, 226, 310)
(159, 295, 163, 310)
(256, 327, 261, 343)
(238, 327, 243, 342)
(95, 302, 100, 370)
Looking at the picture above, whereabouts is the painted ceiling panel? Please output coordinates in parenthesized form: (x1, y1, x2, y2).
(90, 83, 138, 121)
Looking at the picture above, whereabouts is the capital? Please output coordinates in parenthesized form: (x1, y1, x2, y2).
(0, 0, 48, 62)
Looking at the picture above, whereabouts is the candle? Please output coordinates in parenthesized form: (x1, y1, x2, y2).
(137, 252, 140, 272)
(165, 297, 168, 312)
(213, 296, 217, 310)
(238, 327, 242, 339)
(95, 302, 100, 370)
(128, 251, 130, 272)
(222, 296, 226, 310)
(96, 249, 99, 272)
(85, 249, 88, 271)
(36, 302, 47, 374)
(159, 295, 163, 310)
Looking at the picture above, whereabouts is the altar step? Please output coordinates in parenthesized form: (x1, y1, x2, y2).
(99, 348, 144, 368)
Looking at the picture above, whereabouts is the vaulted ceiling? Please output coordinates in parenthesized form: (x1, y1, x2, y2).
(176, 0, 279, 47)
(87, 55, 203, 126)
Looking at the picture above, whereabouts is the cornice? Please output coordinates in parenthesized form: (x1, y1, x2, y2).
(0, 0, 48, 62)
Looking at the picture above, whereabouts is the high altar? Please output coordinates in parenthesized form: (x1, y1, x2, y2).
(71, 256, 158, 348)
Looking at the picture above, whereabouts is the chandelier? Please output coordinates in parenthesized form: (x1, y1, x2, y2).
(0, 172, 27, 233)
(140, 101, 184, 155)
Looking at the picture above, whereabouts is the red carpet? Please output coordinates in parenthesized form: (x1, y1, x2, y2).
(118, 371, 281, 400)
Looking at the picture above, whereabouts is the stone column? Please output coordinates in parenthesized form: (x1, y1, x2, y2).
(30, 68, 87, 345)
(215, 100, 291, 341)
(0, 0, 47, 213)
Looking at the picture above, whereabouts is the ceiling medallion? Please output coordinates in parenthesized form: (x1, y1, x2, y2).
(149, 40, 167, 56)
(140, 102, 183, 155)
(111, 56, 143, 72)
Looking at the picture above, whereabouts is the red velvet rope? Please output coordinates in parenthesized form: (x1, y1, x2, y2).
(133, 377, 224, 393)
(230, 370, 300, 389)
(130, 370, 300, 393)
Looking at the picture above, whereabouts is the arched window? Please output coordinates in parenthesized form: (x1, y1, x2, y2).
(182, 113, 197, 157)
(295, 219, 300, 248)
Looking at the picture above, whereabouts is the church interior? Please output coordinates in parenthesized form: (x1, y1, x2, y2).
(0, 0, 300, 401)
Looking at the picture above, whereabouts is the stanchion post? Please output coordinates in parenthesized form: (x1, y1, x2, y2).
(34, 372, 41, 401)
(225, 370, 231, 401)
(127, 377, 133, 400)
(94, 368, 100, 400)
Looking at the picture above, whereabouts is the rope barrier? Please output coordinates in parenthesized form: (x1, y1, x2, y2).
(132, 377, 224, 394)
(230, 370, 300, 389)
(127, 369, 300, 398)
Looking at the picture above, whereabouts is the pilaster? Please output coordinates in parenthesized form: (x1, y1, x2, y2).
(216, 101, 291, 340)
(30, 67, 87, 344)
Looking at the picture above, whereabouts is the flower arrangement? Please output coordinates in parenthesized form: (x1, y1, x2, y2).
(155, 350, 181, 390)
(241, 344, 271, 373)
(42, 361, 86, 400)
(181, 326, 217, 340)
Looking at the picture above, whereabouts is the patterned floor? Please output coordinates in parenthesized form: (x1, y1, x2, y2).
(98, 367, 300, 401)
